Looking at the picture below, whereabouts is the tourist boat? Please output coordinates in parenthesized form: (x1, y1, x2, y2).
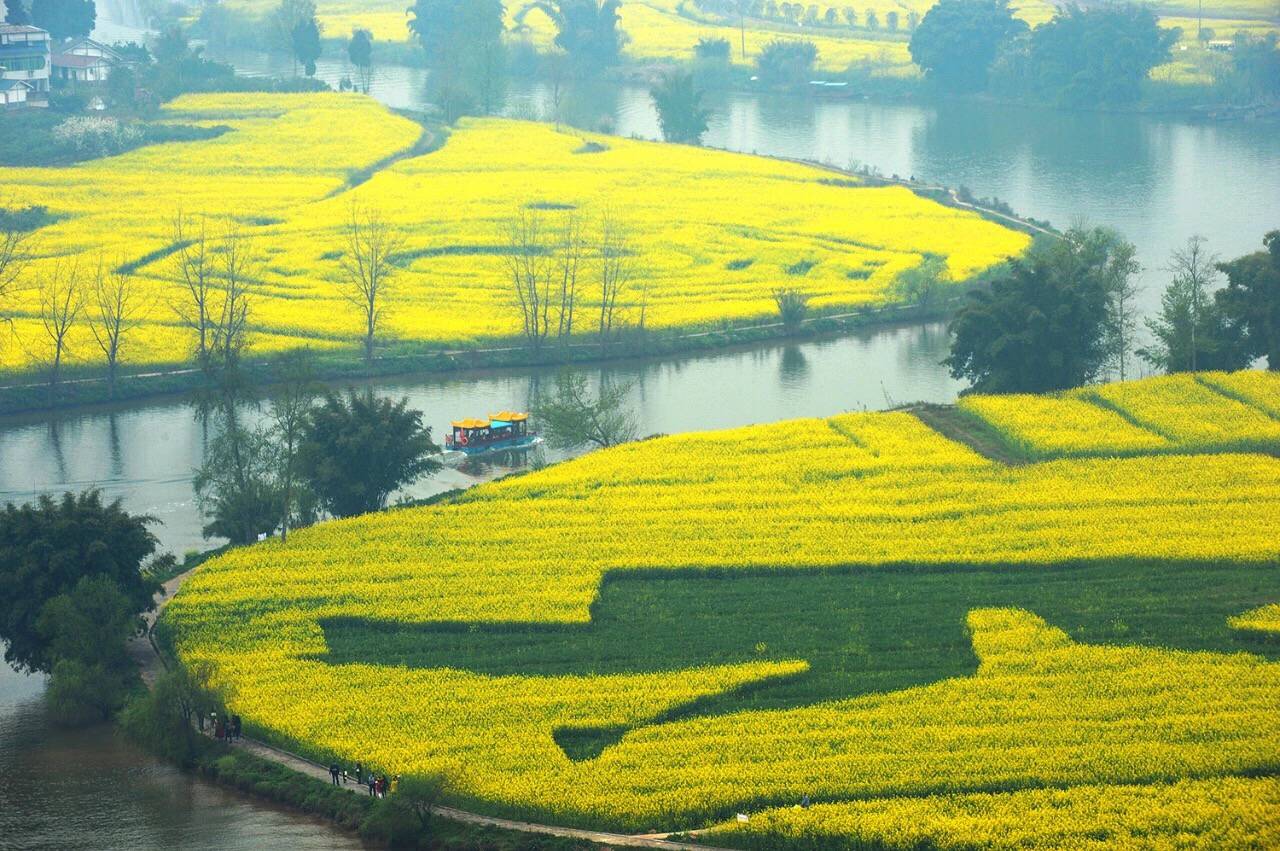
(444, 411, 540, 455)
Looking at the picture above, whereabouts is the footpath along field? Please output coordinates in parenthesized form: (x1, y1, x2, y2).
(165, 371, 1280, 848)
(0, 93, 1028, 377)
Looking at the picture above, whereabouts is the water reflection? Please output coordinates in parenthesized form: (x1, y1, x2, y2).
(0, 322, 963, 554)
(0, 663, 369, 851)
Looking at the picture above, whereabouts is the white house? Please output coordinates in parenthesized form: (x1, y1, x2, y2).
(51, 37, 123, 84)
(0, 23, 50, 109)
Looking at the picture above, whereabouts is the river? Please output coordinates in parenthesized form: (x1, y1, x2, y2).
(2, 12, 1279, 850)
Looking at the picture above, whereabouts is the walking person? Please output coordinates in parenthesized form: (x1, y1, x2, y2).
(329, 763, 340, 785)
(232, 714, 242, 741)
(354, 761, 363, 785)
(367, 774, 377, 797)
(390, 775, 399, 796)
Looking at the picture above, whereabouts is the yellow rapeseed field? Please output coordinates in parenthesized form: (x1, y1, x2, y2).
(0, 93, 1029, 375)
(166, 372, 1280, 842)
(958, 371, 1280, 458)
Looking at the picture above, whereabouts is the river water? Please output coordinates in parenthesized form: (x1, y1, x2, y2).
(2, 14, 1279, 850)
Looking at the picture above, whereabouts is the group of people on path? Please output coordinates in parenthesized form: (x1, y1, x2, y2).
(210, 712, 242, 741)
(329, 760, 398, 798)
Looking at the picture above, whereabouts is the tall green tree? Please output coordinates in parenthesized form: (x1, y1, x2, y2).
(407, 0, 505, 116)
(37, 576, 141, 725)
(945, 228, 1131, 393)
(29, 0, 95, 40)
(1139, 237, 1247, 374)
(291, 15, 322, 77)
(297, 391, 440, 518)
(0, 491, 158, 675)
(193, 417, 283, 544)
(908, 0, 1025, 92)
(1216, 230, 1280, 370)
(548, 0, 626, 67)
(348, 28, 374, 93)
(650, 72, 712, 145)
(1028, 4, 1177, 106)
(4, 0, 32, 25)
(754, 38, 817, 86)
(533, 371, 637, 450)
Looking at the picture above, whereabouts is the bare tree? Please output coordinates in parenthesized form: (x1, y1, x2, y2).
(1101, 239, 1142, 381)
(597, 210, 635, 346)
(209, 221, 257, 378)
(270, 349, 318, 542)
(1166, 235, 1218, 373)
(88, 257, 144, 399)
(337, 202, 405, 365)
(171, 211, 215, 367)
(554, 211, 586, 340)
(0, 211, 34, 307)
(37, 261, 84, 397)
(501, 208, 553, 350)
(546, 49, 568, 130)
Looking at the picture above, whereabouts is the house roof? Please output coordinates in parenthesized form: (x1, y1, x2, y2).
(52, 53, 110, 68)
(0, 78, 34, 91)
(0, 24, 48, 35)
(54, 37, 123, 62)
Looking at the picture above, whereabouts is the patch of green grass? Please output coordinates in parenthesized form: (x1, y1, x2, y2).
(321, 561, 1280, 759)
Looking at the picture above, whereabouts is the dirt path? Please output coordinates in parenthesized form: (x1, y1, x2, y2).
(910, 404, 1027, 465)
(128, 568, 726, 851)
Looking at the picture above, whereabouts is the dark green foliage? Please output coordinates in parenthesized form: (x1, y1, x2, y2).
(1139, 238, 1249, 374)
(649, 71, 712, 145)
(772, 288, 810, 327)
(407, 0, 505, 116)
(298, 391, 441, 518)
(38, 576, 141, 725)
(0, 490, 158, 674)
(120, 661, 224, 766)
(755, 38, 817, 86)
(1215, 230, 1280, 370)
(945, 229, 1131, 393)
(909, 0, 1026, 92)
(550, 0, 626, 67)
(1227, 33, 1280, 102)
(29, 0, 95, 40)
(4, 0, 31, 24)
(290, 15, 322, 77)
(348, 28, 373, 67)
(532, 372, 637, 450)
(321, 561, 1280, 760)
(1028, 4, 1177, 106)
(348, 28, 373, 92)
(193, 419, 284, 543)
(694, 36, 731, 62)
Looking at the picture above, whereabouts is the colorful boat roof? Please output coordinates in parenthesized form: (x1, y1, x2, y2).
(450, 412, 529, 429)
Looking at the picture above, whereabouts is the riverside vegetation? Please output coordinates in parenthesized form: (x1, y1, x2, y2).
(163, 370, 1280, 847)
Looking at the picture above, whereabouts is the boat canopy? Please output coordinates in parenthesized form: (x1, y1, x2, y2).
(450, 412, 530, 430)
(450, 418, 491, 429)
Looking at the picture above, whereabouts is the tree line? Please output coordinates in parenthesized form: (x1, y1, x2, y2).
(944, 226, 1280, 394)
(909, 0, 1280, 107)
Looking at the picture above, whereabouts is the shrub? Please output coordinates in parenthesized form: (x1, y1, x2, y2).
(773, 287, 811, 327)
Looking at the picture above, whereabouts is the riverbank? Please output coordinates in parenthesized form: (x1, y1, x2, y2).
(0, 295, 968, 417)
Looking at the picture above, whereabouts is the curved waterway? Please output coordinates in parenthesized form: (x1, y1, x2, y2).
(0, 663, 369, 851)
(3, 13, 1278, 849)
